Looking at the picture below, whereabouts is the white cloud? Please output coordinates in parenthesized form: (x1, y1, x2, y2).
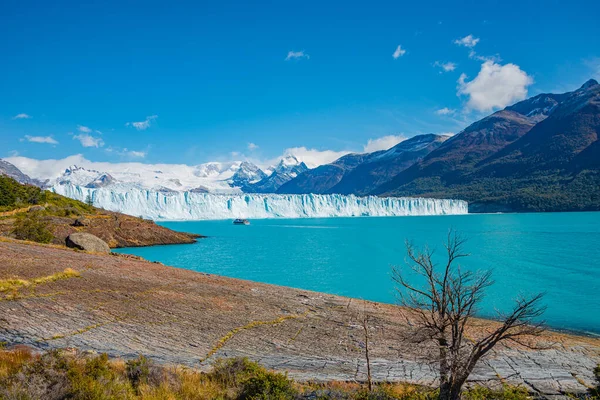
(280, 147, 350, 169)
(454, 34, 480, 48)
(285, 51, 309, 61)
(435, 107, 456, 116)
(73, 133, 104, 148)
(77, 125, 92, 133)
(125, 115, 158, 131)
(247, 143, 259, 151)
(457, 60, 533, 112)
(13, 113, 32, 120)
(22, 135, 58, 144)
(392, 45, 406, 59)
(433, 61, 456, 72)
(363, 135, 407, 152)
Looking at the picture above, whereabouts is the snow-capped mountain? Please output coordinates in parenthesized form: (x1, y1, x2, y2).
(57, 165, 114, 188)
(228, 161, 267, 191)
(45, 161, 269, 193)
(246, 155, 309, 193)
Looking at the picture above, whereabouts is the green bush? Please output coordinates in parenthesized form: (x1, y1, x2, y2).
(209, 357, 264, 388)
(461, 385, 530, 400)
(239, 368, 297, 400)
(11, 213, 54, 243)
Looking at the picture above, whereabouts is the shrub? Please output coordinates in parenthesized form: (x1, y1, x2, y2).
(209, 357, 264, 388)
(126, 354, 170, 391)
(239, 369, 297, 400)
(11, 213, 54, 243)
(461, 385, 530, 400)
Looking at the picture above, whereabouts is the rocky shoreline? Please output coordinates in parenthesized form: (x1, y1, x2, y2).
(0, 239, 598, 398)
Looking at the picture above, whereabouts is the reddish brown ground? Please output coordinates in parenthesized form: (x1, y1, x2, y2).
(0, 238, 598, 395)
(0, 209, 202, 248)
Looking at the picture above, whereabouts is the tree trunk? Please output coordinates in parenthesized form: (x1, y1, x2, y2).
(439, 382, 452, 400)
(438, 338, 452, 400)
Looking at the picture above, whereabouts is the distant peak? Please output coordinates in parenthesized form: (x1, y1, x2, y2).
(581, 79, 599, 90)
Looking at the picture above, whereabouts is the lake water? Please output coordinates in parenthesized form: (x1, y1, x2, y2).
(113, 213, 600, 335)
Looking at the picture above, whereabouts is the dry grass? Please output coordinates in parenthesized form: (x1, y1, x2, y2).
(0, 268, 80, 292)
(200, 310, 309, 363)
(0, 268, 81, 301)
(0, 347, 583, 399)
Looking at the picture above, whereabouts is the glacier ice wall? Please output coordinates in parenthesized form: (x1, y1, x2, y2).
(52, 184, 468, 220)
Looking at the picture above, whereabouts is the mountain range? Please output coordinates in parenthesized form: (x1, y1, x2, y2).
(2, 79, 599, 213)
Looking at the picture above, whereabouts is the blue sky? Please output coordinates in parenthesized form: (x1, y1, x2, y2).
(2, 0, 599, 167)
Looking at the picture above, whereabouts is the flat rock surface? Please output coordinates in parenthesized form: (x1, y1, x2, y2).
(0, 239, 598, 397)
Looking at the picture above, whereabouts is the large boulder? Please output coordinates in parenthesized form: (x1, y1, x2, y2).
(66, 232, 110, 253)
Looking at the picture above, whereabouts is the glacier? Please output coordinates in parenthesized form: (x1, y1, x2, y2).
(53, 183, 468, 220)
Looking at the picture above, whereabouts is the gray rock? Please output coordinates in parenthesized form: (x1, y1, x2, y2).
(28, 205, 45, 212)
(66, 232, 110, 253)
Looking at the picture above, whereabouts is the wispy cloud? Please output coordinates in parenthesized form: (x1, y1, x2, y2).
(363, 135, 406, 152)
(106, 147, 146, 158)
(468, 50, 502, 63)
(247, 143, 259, 151)
(433, 61, 457, 72)
(458, 60, 533, 112)
(435, 107, 456, 116)
(73, 133, 104, 148)
(22, 135, 58, 144)
(125, 115, 158, 131)
(392, 45, 406, 59)
(77, 125, 92, 133)
(13, 113, 32, 120)
(454, 34, 480, 48)
(285, 51, 309, 61)
(127, 150, 146, 158)
(584, 57, 600, 80)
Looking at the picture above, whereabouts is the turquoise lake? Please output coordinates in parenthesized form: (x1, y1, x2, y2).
(114, 212, 600, 335)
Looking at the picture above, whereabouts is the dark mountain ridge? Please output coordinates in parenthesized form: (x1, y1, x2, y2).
(278, 134, 448, 195)
(374, 79, 600, 212)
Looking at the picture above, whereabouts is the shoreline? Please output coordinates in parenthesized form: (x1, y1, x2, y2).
(114, 243, 600, 339)
(1, 238, 599, 396)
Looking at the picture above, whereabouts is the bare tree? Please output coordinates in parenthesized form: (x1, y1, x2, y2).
(362, 301, 373, 392)
(392, 230, 546, 400)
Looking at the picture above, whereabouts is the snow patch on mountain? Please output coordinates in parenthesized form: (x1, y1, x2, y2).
(45, 161, 271, 193)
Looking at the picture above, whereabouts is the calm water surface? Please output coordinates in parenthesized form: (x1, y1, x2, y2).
(114, 213, 600, 335)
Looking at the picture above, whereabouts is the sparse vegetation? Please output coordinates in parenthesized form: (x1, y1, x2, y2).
(0, 268, 80, 300)
(0, 348, 548, 399)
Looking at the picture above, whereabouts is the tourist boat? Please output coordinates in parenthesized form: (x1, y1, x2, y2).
(233, 218, 250, 225)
